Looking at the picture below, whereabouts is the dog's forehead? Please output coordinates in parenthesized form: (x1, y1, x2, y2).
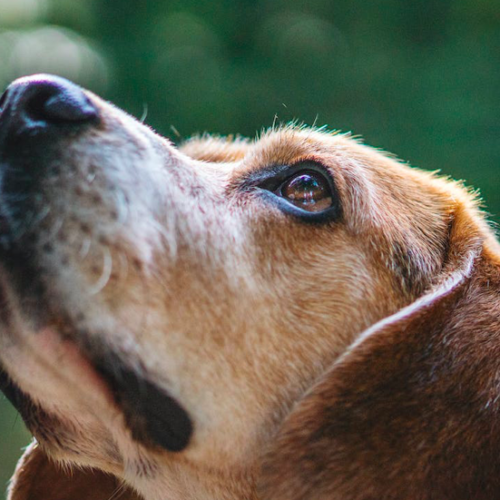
(182, 127, 335, 159)
(249, 127, 338, 164)
(197, 128, 351, 182)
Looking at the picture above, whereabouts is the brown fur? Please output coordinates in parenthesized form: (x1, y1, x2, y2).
(259, 201, 500, 500)
(1, 76, 500, 499)
(9, 442, 140, 500)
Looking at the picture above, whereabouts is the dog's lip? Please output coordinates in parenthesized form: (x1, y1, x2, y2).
(40, 323, 193, 452)
(4, 318, 193, 453)
(36, 325, 116, 405)
(92, 352, 194, 453)
(0, 321, 119, 430)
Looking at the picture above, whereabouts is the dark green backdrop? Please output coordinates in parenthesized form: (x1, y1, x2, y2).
(0, 0, 499, 492)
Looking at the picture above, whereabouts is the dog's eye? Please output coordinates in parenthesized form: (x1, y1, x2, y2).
(278, 171, 332, 213)
(253, 162, 341, 222)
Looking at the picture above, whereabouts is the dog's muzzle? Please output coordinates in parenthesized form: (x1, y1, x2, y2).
(0, 74, 101, 318)
(0, 75, 193, 453)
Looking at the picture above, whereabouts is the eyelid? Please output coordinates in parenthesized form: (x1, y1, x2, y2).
(240, 160, 342, 223)
(240, 164, 293, 190)
(244, 161, 334, 191)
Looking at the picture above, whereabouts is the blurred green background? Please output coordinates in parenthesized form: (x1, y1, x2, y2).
(0, 0, 499, 493)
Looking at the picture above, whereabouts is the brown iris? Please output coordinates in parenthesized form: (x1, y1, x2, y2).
(279, 171, 333, 212)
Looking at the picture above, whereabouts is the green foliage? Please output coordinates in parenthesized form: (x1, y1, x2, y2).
(0, 0, 499, 492)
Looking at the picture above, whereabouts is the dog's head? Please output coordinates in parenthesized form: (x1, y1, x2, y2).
(0, 75, 499, 500)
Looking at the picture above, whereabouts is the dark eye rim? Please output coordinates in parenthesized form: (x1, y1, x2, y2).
(253, 161, 342, 223)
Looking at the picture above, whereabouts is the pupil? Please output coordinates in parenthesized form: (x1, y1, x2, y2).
(281, 172, 332, 212)
(290, 175, 321, 204)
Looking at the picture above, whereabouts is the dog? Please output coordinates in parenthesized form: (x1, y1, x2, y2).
(0, 74, 500, 500)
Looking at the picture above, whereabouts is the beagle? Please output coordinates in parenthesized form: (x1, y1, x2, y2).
(0, 74, 499, 500)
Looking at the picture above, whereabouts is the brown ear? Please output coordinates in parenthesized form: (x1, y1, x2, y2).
(9, 441, 141, 500)
(259, 209, 500, 499)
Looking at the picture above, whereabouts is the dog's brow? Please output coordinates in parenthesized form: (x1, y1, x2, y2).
(231, 135, 327, 180)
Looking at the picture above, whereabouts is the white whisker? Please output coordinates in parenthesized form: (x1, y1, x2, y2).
(79, 236, 92, 259)
(140, 103, 149, 124)
(89, 246, 113, 295)
(114, 188, 130, 227)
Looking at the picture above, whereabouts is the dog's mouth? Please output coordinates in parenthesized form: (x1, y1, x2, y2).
(0, 258, 193, 454)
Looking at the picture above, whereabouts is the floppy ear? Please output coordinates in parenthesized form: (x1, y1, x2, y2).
(259, 205, 500, 499)
(9, 441, 141, 500)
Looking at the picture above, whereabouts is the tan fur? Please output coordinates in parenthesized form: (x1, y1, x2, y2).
(1, 78, 500, 500)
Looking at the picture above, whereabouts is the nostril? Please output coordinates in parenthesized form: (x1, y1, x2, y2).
(45, 89, 98, 123)
(25, 81, 98, 124)
(25, 88, 56, 122)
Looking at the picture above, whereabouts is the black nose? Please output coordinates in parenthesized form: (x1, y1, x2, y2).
(0, 74, 98, 130)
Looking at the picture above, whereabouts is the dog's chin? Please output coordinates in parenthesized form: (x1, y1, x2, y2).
(0, 280, 194, 455)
